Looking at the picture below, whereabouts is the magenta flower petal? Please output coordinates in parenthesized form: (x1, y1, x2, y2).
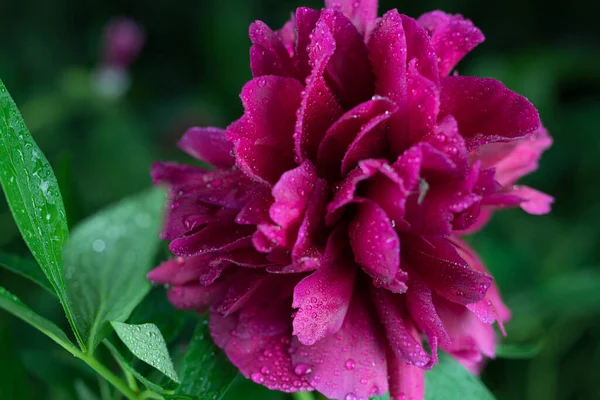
(325, 0, 378, 37)
(387, 351, 425, 400)
(292, 179, 329, 264)
(177, 127, 235, 168)
(295, 7, 321, 80)
(405, 273, 451, 361)
(215, 269, 268, 315)
(228, 76, 304, 184)
(210, 299, 313, 393)
(372, 288, 431, 367)
(350, 200, 401, 284)
(168, 284, 221, 311)
(434, 295, 497, 372)
(169, 223, 254, 258)
(404, 236, 492, 305)
(317, 97, 397, 181)
(291, 294, 388, 399)
(512, 185, 554, 215)
(249, 21, 297, 78)
(294, 16, 344, 162)
(418, 11, 485, 77)
(267, 162, 318, 248)
(148, 255, 222, 286)
(321, 10, 375, 108)
(440, 76, 541, 149)
(292, 228, 357, 345)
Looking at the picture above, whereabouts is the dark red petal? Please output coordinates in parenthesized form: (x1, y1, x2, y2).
(325, 0, 378, 37)
(295, 7, 321, 80)
(177, 127, 234, 168)
(294, 17, 345, 163)
(403, 236, 493, 305)
(317, 97, 397, 181)
(440, 76, 541, 150)
(291, 293, 388, 399)
(320, 9, 375, 108)
(227, 76, 304, 184)
(372, 288, 431, 368)
(249, 21, 297, 78)
(292, 228, 357, 345)
(387, 349, 425, 400)
(292, 178, 329, 264)
(350, 200, 400, 284)
(169, 223, 254, 258)
(418, 11, 485, 77)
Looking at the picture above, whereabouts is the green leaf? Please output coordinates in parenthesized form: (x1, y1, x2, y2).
(495, 341, 543, 359)
(0, 80, 68, 292)
(425, 352, 495, 400)
(0, 251, 55, 295)
(62, 188, 164, 352)
(104, 340, 175, 394)
(111, 322, 179, 383)
(370, 395, 390, 400)
(176, 319, 239, 400)
(0, 286, 76, 354)
(0, 79, 73, 326)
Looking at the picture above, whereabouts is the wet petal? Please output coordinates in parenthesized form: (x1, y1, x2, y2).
(317, 97, 397, 181)
(177, 127, 234, 168)
(325, 0, 379, 37)
(292, 179, 329, 264)
(294, 16, 345, 163)
(440, 76, 541, 150)
(293, 227, 357, 345)
(418, 11, 485, 77)
(295, 7, 321, 80)
(249, 21, 297, 78)
(350, 200, 400, 284)
(168, 283, 222, 311)
(227, 76, 303, 184)
(291, 293, 388, 399)
(403, 236, 492, 305)
(320, 9, 375, 107)
(387, 350, 425, 400)
(371, 288, 431, 367)
(169, 223, 254, 258)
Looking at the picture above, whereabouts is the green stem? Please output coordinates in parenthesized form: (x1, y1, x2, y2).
(79, 352, 140, 400)
(292, 392, 317, 400)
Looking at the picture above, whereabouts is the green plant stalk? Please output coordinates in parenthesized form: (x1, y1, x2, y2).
(292, 392, 317, 400)
(78, 352, 140, 400)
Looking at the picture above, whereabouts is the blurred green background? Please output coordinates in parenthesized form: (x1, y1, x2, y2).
(0, 0, 599, 399)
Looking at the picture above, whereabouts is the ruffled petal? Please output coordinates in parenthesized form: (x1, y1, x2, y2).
(325, 0, 378, 37)
(168, 283, 222, 311)
(418, 11, 485, 77)
(249, 21, 297, 78)
(148, 255, 225, 286)
(295, 7, 321, 80)
(320, 9, 375, 108)
(372, 288, 431, 367)
(294, 15, 345, 163)
(177, 127, 235, 168)
(317, 97, 397, 181)
(292, 227, 357, 345)
(511, 185, 554, 215)
(292, 178, 329, 265)
(291, 293, 388, 400)
(350, 200, 401, 285)
(403, 236, 492, 305)
(387, 350, 425, 400)
(227, 76, 304, 184)
(169, 223, 254, 257)
(440, 76, 541, 150)
(266, 162, 318, 248)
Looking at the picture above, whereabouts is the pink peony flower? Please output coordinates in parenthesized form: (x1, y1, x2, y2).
(101, 17, 145, 69)
(149, 1, 552, 399)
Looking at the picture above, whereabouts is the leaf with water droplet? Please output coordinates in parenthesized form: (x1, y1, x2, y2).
(63, 188, 164, 351)
(111, 321, 179, 383)
(175, 317, 239, 400)
(0, 79, 73, 332)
